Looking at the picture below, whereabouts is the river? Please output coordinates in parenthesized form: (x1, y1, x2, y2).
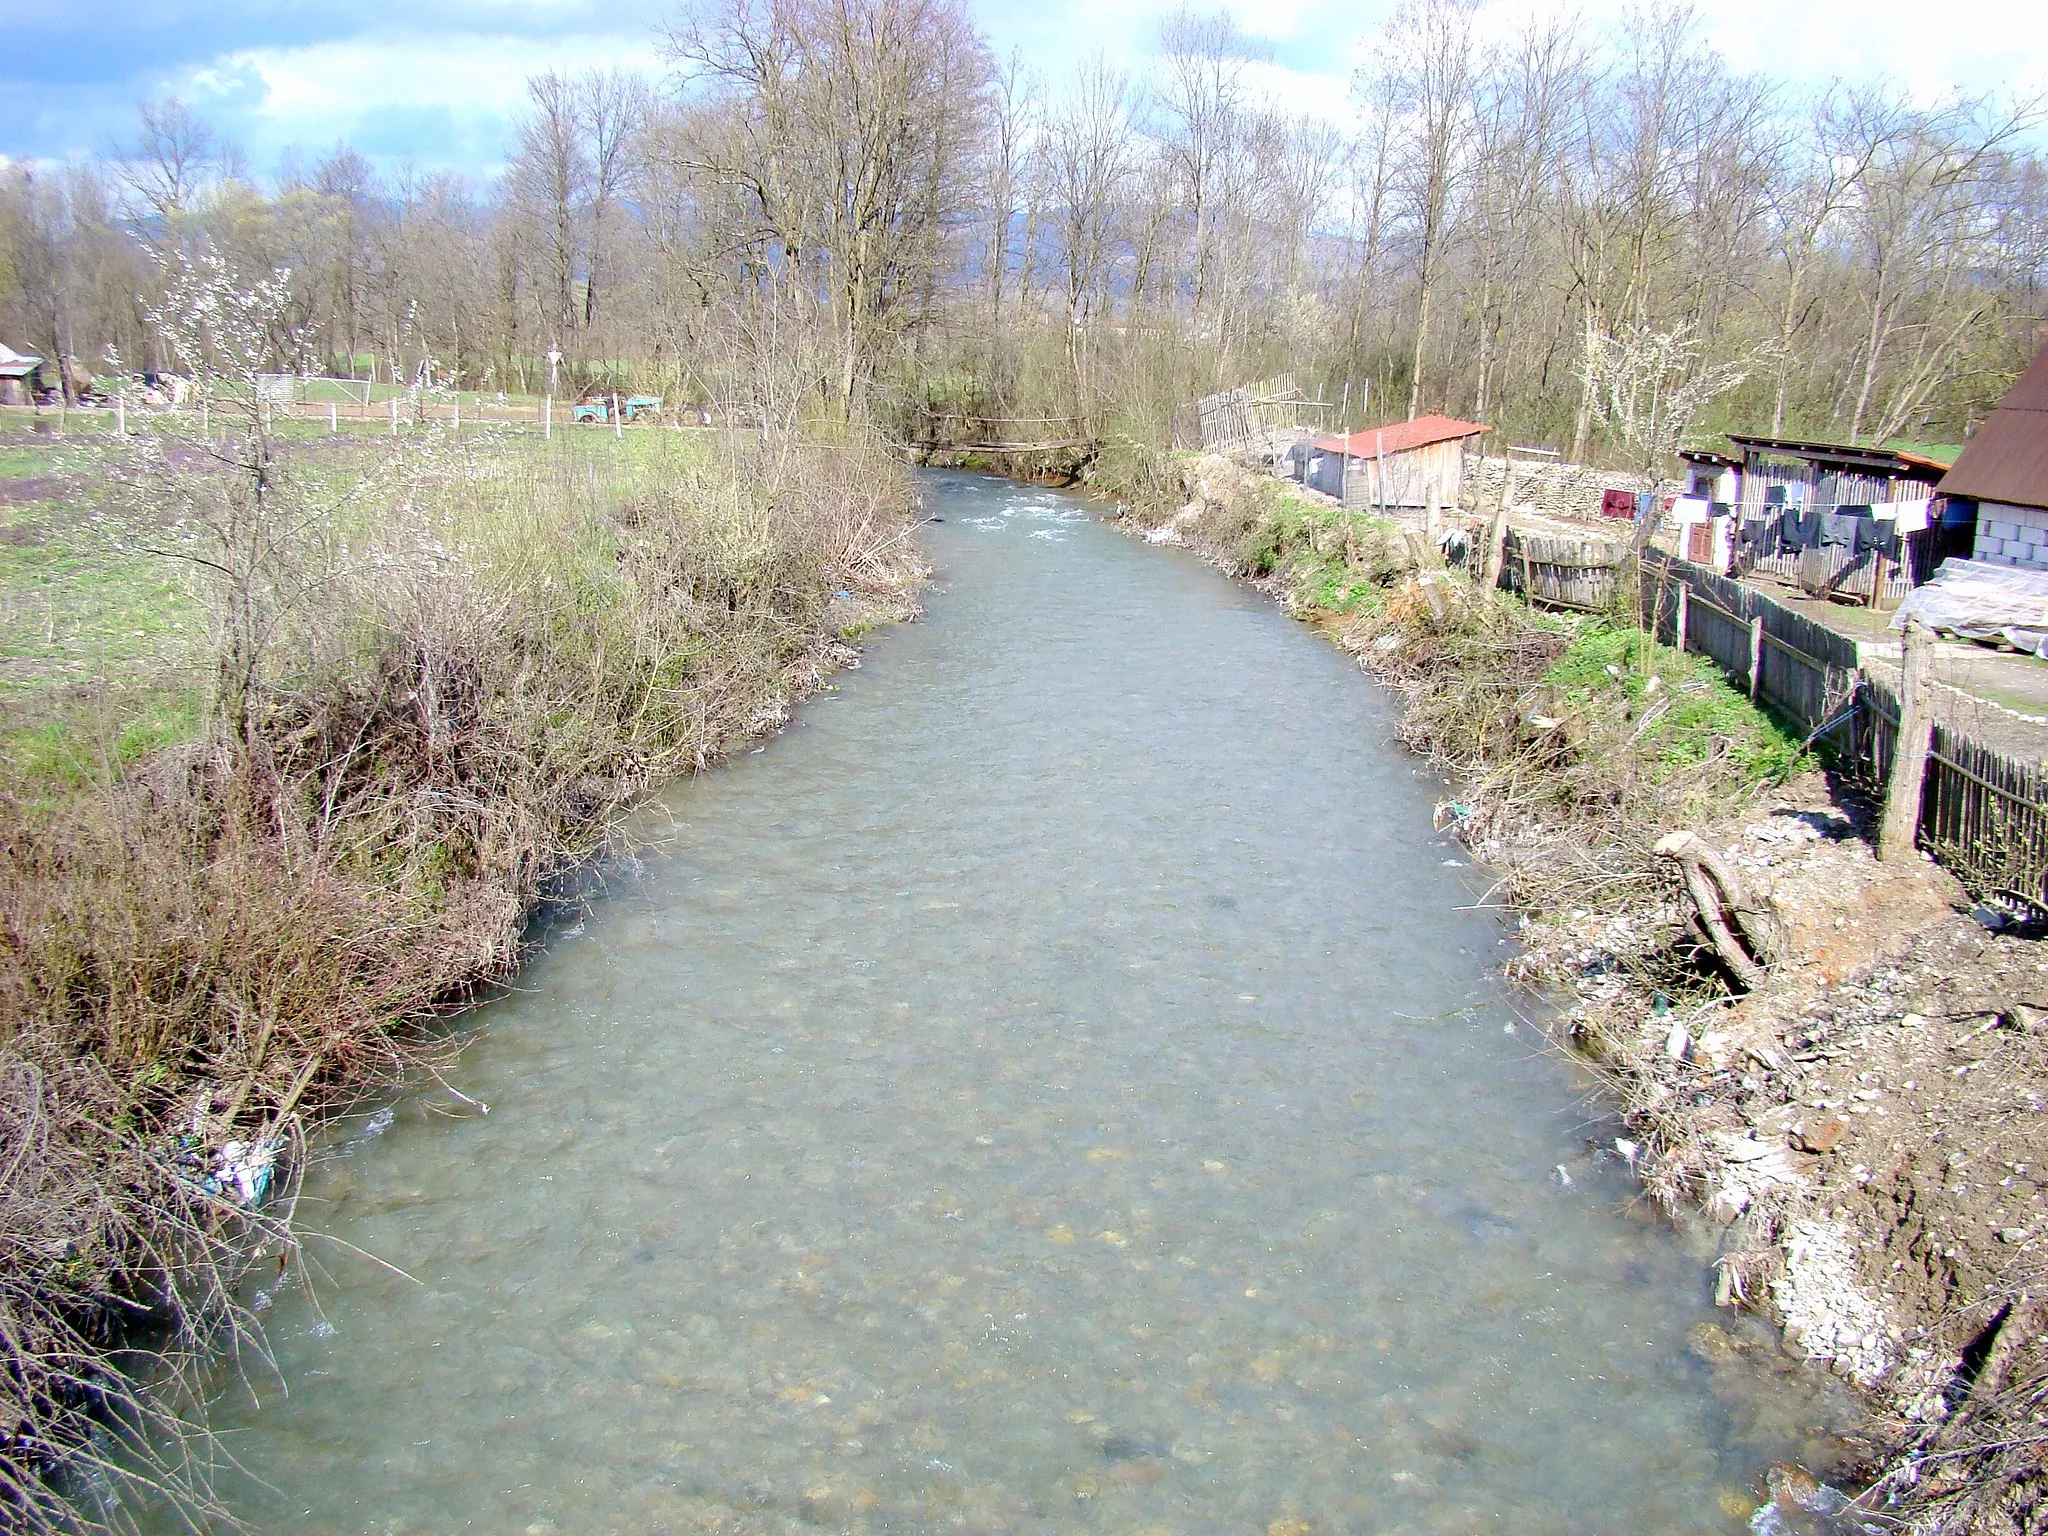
(181, 474, 1852, 1533)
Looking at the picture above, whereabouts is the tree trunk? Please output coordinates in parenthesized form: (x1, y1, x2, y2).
(1655, 831, 1783, 990)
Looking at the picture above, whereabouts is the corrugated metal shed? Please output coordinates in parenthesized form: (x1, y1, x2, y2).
(1938, 343, 2048, 512)
(1723, 432, 1953, 477)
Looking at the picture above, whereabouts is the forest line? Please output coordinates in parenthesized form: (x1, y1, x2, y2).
(1, 0, 2043, 460)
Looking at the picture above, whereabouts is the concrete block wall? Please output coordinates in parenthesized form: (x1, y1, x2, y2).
(1972, 501, 2048, 569)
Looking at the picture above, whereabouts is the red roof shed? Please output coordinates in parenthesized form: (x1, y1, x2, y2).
(1306, 414, 1491, 510)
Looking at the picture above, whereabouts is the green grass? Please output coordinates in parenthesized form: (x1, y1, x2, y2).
(0, 426, 202, 704)
(1238, 487, 1405, 615)
(1, 687, 203, 792)
(1543, 623, 1808, 785)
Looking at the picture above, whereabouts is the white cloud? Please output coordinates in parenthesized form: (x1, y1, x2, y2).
(1239, 60, 1358, 126)
(226, 31, 662, 118)
(169, 29, 665, 170)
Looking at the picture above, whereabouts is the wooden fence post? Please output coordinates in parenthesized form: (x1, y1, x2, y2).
(1484, 511, 1508, 588)
(1675, 583, 1690, 655)
(1748, 615, 1764, 701)
(1880, 621, 1936, 862)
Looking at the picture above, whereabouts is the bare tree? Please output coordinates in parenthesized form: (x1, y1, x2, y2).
(1836, 89, 2041, 442)
(1040, 60, 1135, 422)
(663, 0, 993, 419)
(981, 50, 1038, 331)
(514, 71, 591, 361)
(1156, 9, 1252, 322)
(3, 2, 2044, 462)
(580, 69, 648, 339)
(1367, 0, 1484, 419)
(121, 97, 223, 227)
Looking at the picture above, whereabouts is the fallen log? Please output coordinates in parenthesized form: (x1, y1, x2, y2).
(1655, 830, 1785, 990)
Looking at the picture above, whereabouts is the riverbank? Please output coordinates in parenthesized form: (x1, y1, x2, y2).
(0, 421, 925, 1527)
(1096, 448, 2045, 1535)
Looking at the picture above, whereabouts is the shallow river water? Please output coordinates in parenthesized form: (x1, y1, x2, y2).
(189, 475, 1852, 1534)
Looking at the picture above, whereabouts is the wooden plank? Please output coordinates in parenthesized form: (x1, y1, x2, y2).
(1880, 623, 1935, 860)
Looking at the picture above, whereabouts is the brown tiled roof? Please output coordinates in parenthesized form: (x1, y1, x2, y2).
(1939, 343, 2048, 511)
(1314, 414, 1490, 458)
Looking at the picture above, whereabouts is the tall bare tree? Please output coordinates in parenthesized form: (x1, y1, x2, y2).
(1366, 0, 1484, 419)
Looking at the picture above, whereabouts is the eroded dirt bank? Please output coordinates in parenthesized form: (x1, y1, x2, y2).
(1099, 449, 2045, 1536)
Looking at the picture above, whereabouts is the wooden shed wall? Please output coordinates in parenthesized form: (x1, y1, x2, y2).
(1339, 439, 1468, 511)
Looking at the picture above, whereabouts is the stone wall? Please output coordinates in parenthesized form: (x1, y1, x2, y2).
(1462, 456, 1651, 521)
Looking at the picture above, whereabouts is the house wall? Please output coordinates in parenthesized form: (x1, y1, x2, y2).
(1684, 463, 1737, 501)
(1306, 450, 1344, 499)
(1463, 457, 1650, 519)
(1971, 501, 2048, 570)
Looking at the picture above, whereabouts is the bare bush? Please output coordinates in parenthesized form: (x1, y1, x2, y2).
(0, 409, 922, 1526)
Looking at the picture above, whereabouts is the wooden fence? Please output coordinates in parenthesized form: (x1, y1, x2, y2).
(1194, 374, 1303, 456)
(1640, 550, 1861, 742)
(1641, 551, 2048, 912)
(1498, 529, 1623, 611)
(1856, 682, 2048, 908)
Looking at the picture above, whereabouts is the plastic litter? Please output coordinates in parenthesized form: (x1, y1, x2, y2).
(1971, 904, 2010, 932)
(208, 1139, 279, 1207)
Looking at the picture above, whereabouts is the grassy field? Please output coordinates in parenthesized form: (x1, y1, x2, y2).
(0, 423, 206, 789)
(0, 416, 745, 794)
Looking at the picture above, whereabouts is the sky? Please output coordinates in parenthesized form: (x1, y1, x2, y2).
(1, 0, 2044, 183)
